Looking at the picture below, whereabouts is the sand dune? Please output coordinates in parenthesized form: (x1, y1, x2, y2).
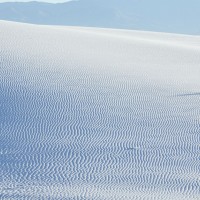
(0, 21, 200, 199)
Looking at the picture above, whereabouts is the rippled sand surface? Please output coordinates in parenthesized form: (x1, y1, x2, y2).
(0, 21, 200, 200)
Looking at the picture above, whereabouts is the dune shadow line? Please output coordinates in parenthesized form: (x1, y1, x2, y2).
(177, 92, 200, 97)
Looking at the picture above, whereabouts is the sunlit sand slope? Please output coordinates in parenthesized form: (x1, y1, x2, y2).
(0, 21, 200, 200)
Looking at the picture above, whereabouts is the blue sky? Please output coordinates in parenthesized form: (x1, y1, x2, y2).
(0, 0, 70, 2)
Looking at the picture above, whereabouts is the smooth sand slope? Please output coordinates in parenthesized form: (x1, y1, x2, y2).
(0, 21, 200, 200)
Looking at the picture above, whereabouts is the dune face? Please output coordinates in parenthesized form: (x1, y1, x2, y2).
(0, 21, 200, 199)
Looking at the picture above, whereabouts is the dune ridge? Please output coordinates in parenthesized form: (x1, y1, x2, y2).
(0, 21, 200, 199)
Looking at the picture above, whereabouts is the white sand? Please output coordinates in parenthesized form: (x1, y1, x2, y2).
(0, 20, 200, 199)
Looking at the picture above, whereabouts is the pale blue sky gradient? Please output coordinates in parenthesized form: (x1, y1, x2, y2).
(0, 0, 70, 2)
